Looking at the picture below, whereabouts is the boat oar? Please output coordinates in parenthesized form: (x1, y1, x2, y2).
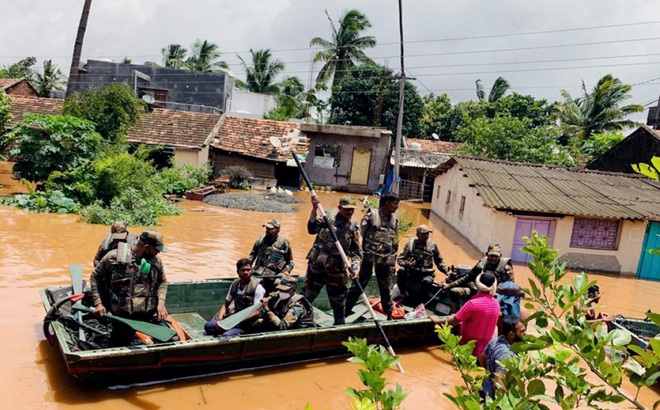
(72, 303, 177, 343)
(216, 303, 262, 331)
(270, 136, 404, 374)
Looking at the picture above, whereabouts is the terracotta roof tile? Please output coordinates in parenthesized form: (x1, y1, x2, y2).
(407, 138, 461, 153)
(214, 115, 308, 162)
(451, 157, 660, 221)
(0, 78, 23, 89)
(126, 108, 221, 150)
(8, 96, 64, 124)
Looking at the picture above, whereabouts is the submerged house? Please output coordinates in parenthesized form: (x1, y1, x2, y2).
(397, 138, 460, 201)
(431, 157, 660, 280)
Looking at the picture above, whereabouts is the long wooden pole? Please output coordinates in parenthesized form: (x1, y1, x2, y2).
(392, 0, 406, 195)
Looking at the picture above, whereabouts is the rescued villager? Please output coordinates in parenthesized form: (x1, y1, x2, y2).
(304, 195, 362, 325)
(92, 220, 135, 267)
(431, 272, 501, 356)
(345, 192, 400, 319)
(248, 218, 294, 293)
(479, 315, 527, 399)
(396, 224, 448, 307)
(249, 275, 315, 332)
(90, 230, 169, 346)
(585, 285, 612, 326)
(442, 243, 514, 313)
(204, 258, 266, 336)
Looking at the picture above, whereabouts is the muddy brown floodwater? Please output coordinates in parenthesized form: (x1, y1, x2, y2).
(0, 167, 658, 409)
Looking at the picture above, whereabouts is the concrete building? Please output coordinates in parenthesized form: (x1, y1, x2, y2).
(431, 157, 660, 279)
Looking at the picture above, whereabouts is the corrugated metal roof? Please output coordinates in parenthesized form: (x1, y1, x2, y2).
(453, 157, 660, 221)
(396, 150, 453, 169)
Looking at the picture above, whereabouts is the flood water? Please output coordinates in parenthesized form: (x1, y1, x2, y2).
(0, 163, 658, 409)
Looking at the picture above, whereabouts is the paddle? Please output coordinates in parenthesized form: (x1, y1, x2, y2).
(69, 264, 86, 342)
(270, 135, 405, 374)
(72, 303, 177, 343)
(216, 303, 262, 331)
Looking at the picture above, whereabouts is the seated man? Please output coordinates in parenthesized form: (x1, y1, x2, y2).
(204, 258, 265, 336)
(431, 272, 501, 357)
(479, 315, 527, 399)
(585, 285, 612, 327)
(250, 275, 315, 332)
(396, 224, 448, 307)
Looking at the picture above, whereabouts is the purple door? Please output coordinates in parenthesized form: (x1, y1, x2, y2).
(511, 218, 556, 263)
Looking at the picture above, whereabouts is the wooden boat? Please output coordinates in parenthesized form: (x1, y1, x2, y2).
(610, 315, 659, 351)
(40, 276, 450, 387)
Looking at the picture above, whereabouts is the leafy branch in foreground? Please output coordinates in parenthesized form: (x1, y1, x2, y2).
(437, 231, 656, 410)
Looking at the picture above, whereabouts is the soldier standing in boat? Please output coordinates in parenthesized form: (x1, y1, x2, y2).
(345, 192, 400, 319)
(89, 230, 169, 346)
(248, 218, 294, 293)
(396, 224, 448, 307)
(92, 220, 136, 267)
(303, 195, 362, 325)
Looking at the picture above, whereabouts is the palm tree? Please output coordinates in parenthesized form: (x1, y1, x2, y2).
(161, 44, 188, 69)
(310, 9, 376, 91)
(185, 39, 228, 72)
(33, 60, 66, 97)
(476, 76, 510, 102)
(237, 49, 285, 94)
(66, 0, 93, 98)
(555, 74, 643, 144)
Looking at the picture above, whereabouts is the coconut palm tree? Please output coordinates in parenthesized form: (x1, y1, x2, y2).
(185, 39, 228, 72)
(476, 76, 510, 102)
(310, 9, 376, 91)
(66, 0, 92, 98)
(33, 60, 66, 97)
(236, 49, 285, 94)
(161, 44, 188, 69)
(555, 74, 643, 144)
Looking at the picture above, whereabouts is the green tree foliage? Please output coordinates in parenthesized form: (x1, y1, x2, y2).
(555, 74, 643, 145)
(580, 132, 624, 158)
(420, 93, 452, 140)
(0, 56, 36, 79)
(343, 338, 408, 410)
(330, 64, 424, 138)
(186, 39, 229, 72)
(438, 231, 657, 410)
(161, 44, 188, 68)
(487, 93, 554, 128)
(237, 49, 285, 94)
(476, 76, 510, 102)
(310, 9, 376, 91)
(2, 113, 102, 182)
(455, 115, 572, 165)
(62, 83, 145, 144)
(32, 59, 66, 97)
(0, 91, 12, 135)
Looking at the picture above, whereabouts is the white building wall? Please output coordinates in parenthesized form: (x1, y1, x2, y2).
(228, 88, 278, 117)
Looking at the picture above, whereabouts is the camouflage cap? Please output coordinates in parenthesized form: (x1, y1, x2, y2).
(263, 218, 280, 229)
(139, 230, 167, 252)
(275, 275, 298, 291)
(111, 220, 127, 234)
(339, 195, 357, 209)
(487, 243, 502, 256)
(416, 224, 433, 234)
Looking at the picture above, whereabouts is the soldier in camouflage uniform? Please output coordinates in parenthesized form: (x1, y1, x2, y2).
(304, 195, 362, 325)
(90, 230, 169, 346)
(345, 192, 400, 319)
(248, 218, 294, 293)
(397, 224, 448, 307)
(92, 220, 136, 267)
(250, 275, 315, 332)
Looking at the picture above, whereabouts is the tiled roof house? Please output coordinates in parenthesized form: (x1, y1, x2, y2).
(431, 156, 660, 278)
(0, 78, 38, 97)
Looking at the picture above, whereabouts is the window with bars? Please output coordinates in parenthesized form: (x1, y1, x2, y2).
(569, 218, 620, 250)
(446, 190, 452, 204)
(460, 196, 466, 213)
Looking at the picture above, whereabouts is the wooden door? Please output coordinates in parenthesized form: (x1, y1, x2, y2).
(637, 222, 660, 281)
(511, 218, 555, 263)
(350, 148, 371, 185)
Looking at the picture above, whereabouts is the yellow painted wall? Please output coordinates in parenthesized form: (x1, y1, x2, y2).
(174, 146, 209, 168)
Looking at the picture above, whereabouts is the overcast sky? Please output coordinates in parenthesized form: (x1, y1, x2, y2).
(2, 0, 659, 122)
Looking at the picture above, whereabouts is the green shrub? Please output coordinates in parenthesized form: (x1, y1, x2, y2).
(154, 164, 211, 194)
(0, 190, 79, 213)
(222, 165, 252, 189)
(80, 187, 181, 226)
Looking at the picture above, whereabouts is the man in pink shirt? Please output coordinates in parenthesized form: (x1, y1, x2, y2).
(431, 271, 501, 356)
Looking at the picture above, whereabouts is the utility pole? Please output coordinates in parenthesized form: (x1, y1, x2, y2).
(391, 0, 405, 194)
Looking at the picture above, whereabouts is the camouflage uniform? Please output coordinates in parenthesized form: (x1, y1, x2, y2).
(447, 257, 513, 303)
(250, 293, 315, 332)
(304, 209, 362, 325)
(93, 232, 136, 266)
(248, 233, 294, 292)
(90, 242, 167, 345)
(345, 208, 398, 317)
(396, 238, 447, 306)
